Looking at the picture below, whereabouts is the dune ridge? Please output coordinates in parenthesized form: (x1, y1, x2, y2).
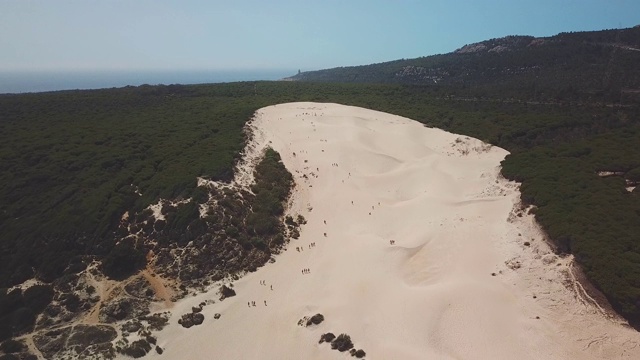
(141, 102, 640, 360)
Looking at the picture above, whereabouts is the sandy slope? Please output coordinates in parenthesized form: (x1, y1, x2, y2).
(140, 102, 640, 360)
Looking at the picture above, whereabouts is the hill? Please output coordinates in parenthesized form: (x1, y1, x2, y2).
(287, 26, 640, 103)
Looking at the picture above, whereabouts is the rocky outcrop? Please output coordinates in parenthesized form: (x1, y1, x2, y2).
(454, 36, 535, 54)
(34, 325, 116, 360)
(99, 298, 149, 323)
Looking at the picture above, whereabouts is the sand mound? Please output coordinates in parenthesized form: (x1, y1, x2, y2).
(139, 102, 640, 360)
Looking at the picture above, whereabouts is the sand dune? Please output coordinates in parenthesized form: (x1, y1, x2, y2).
(141, 102, 640, 360)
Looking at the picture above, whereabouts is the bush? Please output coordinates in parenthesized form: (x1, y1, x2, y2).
(9, 307, 35, 334)
(101, 240, 147, 280)
(118, 339, 152, 358)
(60, 293, 81, 312)
(0, 289, 23, 318)
(284, 215, 296, 226)
(319, 332, 336, 344)
(331, 333, 354, 352)
(0, 339, 25, 353)
(23, 285, 54, 313)
(306, 313, 324, 326)
(251, 237, 267, 250)
(219, 285, 236, 300)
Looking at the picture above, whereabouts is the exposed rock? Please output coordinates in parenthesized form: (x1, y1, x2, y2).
(99, 298, 149, 323)
(34, 325, 116, 360)
(456, 43, 487, 53)
(67, 325, 117, 347)
(33, 327, 72, 359)
(213, 313, 221, 319)
(488, 45, 509, 53)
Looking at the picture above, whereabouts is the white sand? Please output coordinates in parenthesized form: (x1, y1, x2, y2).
(140, 102, 640, 360)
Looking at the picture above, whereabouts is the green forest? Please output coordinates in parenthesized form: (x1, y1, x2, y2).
(289, 26, 640, 104)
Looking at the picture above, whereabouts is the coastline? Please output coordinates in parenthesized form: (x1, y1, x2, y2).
(0, 69, 296, 94)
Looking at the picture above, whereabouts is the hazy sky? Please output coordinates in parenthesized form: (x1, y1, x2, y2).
(1, 0, 639, 71)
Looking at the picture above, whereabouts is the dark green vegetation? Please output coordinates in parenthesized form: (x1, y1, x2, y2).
(0, 85, 256, 287)
(248, 148, 294, 238)
(288, 26, 640, 104)
(0, 285, 54, 341)
(0, 26, 638, 342)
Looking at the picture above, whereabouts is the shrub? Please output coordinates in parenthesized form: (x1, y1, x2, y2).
(23, 285, 54, 313)
(284, 215, 296, 226)
(118, 339, 152, 358)
(60, 293, 81, 312)
(306, 313, 324, 326)
(331, 333, 354, 352)
(0, 354, 19, 360)
(251, 237, 267, 250)
(219, 285, 236, 300)
(9, 307, 35, 334)
(0, 289, 23, 318)
(319, 332, 336, 344)
(0, 339, 25, 353)
(101, 240, 147, 280)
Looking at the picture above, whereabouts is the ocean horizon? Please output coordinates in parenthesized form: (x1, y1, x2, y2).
(0, 69, 298, 94)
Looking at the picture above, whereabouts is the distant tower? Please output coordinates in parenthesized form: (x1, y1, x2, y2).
(298, 69, 301, 74)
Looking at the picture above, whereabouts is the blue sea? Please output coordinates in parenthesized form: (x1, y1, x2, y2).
(0, 69, 297, 94)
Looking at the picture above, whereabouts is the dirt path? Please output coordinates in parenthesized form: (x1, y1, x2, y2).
(83, 269, 118, 325)
(143, 250, 175, 308)
(142, 268, 174, 308)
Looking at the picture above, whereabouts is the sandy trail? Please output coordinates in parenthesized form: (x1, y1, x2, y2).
(138, 102, 640, 360)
